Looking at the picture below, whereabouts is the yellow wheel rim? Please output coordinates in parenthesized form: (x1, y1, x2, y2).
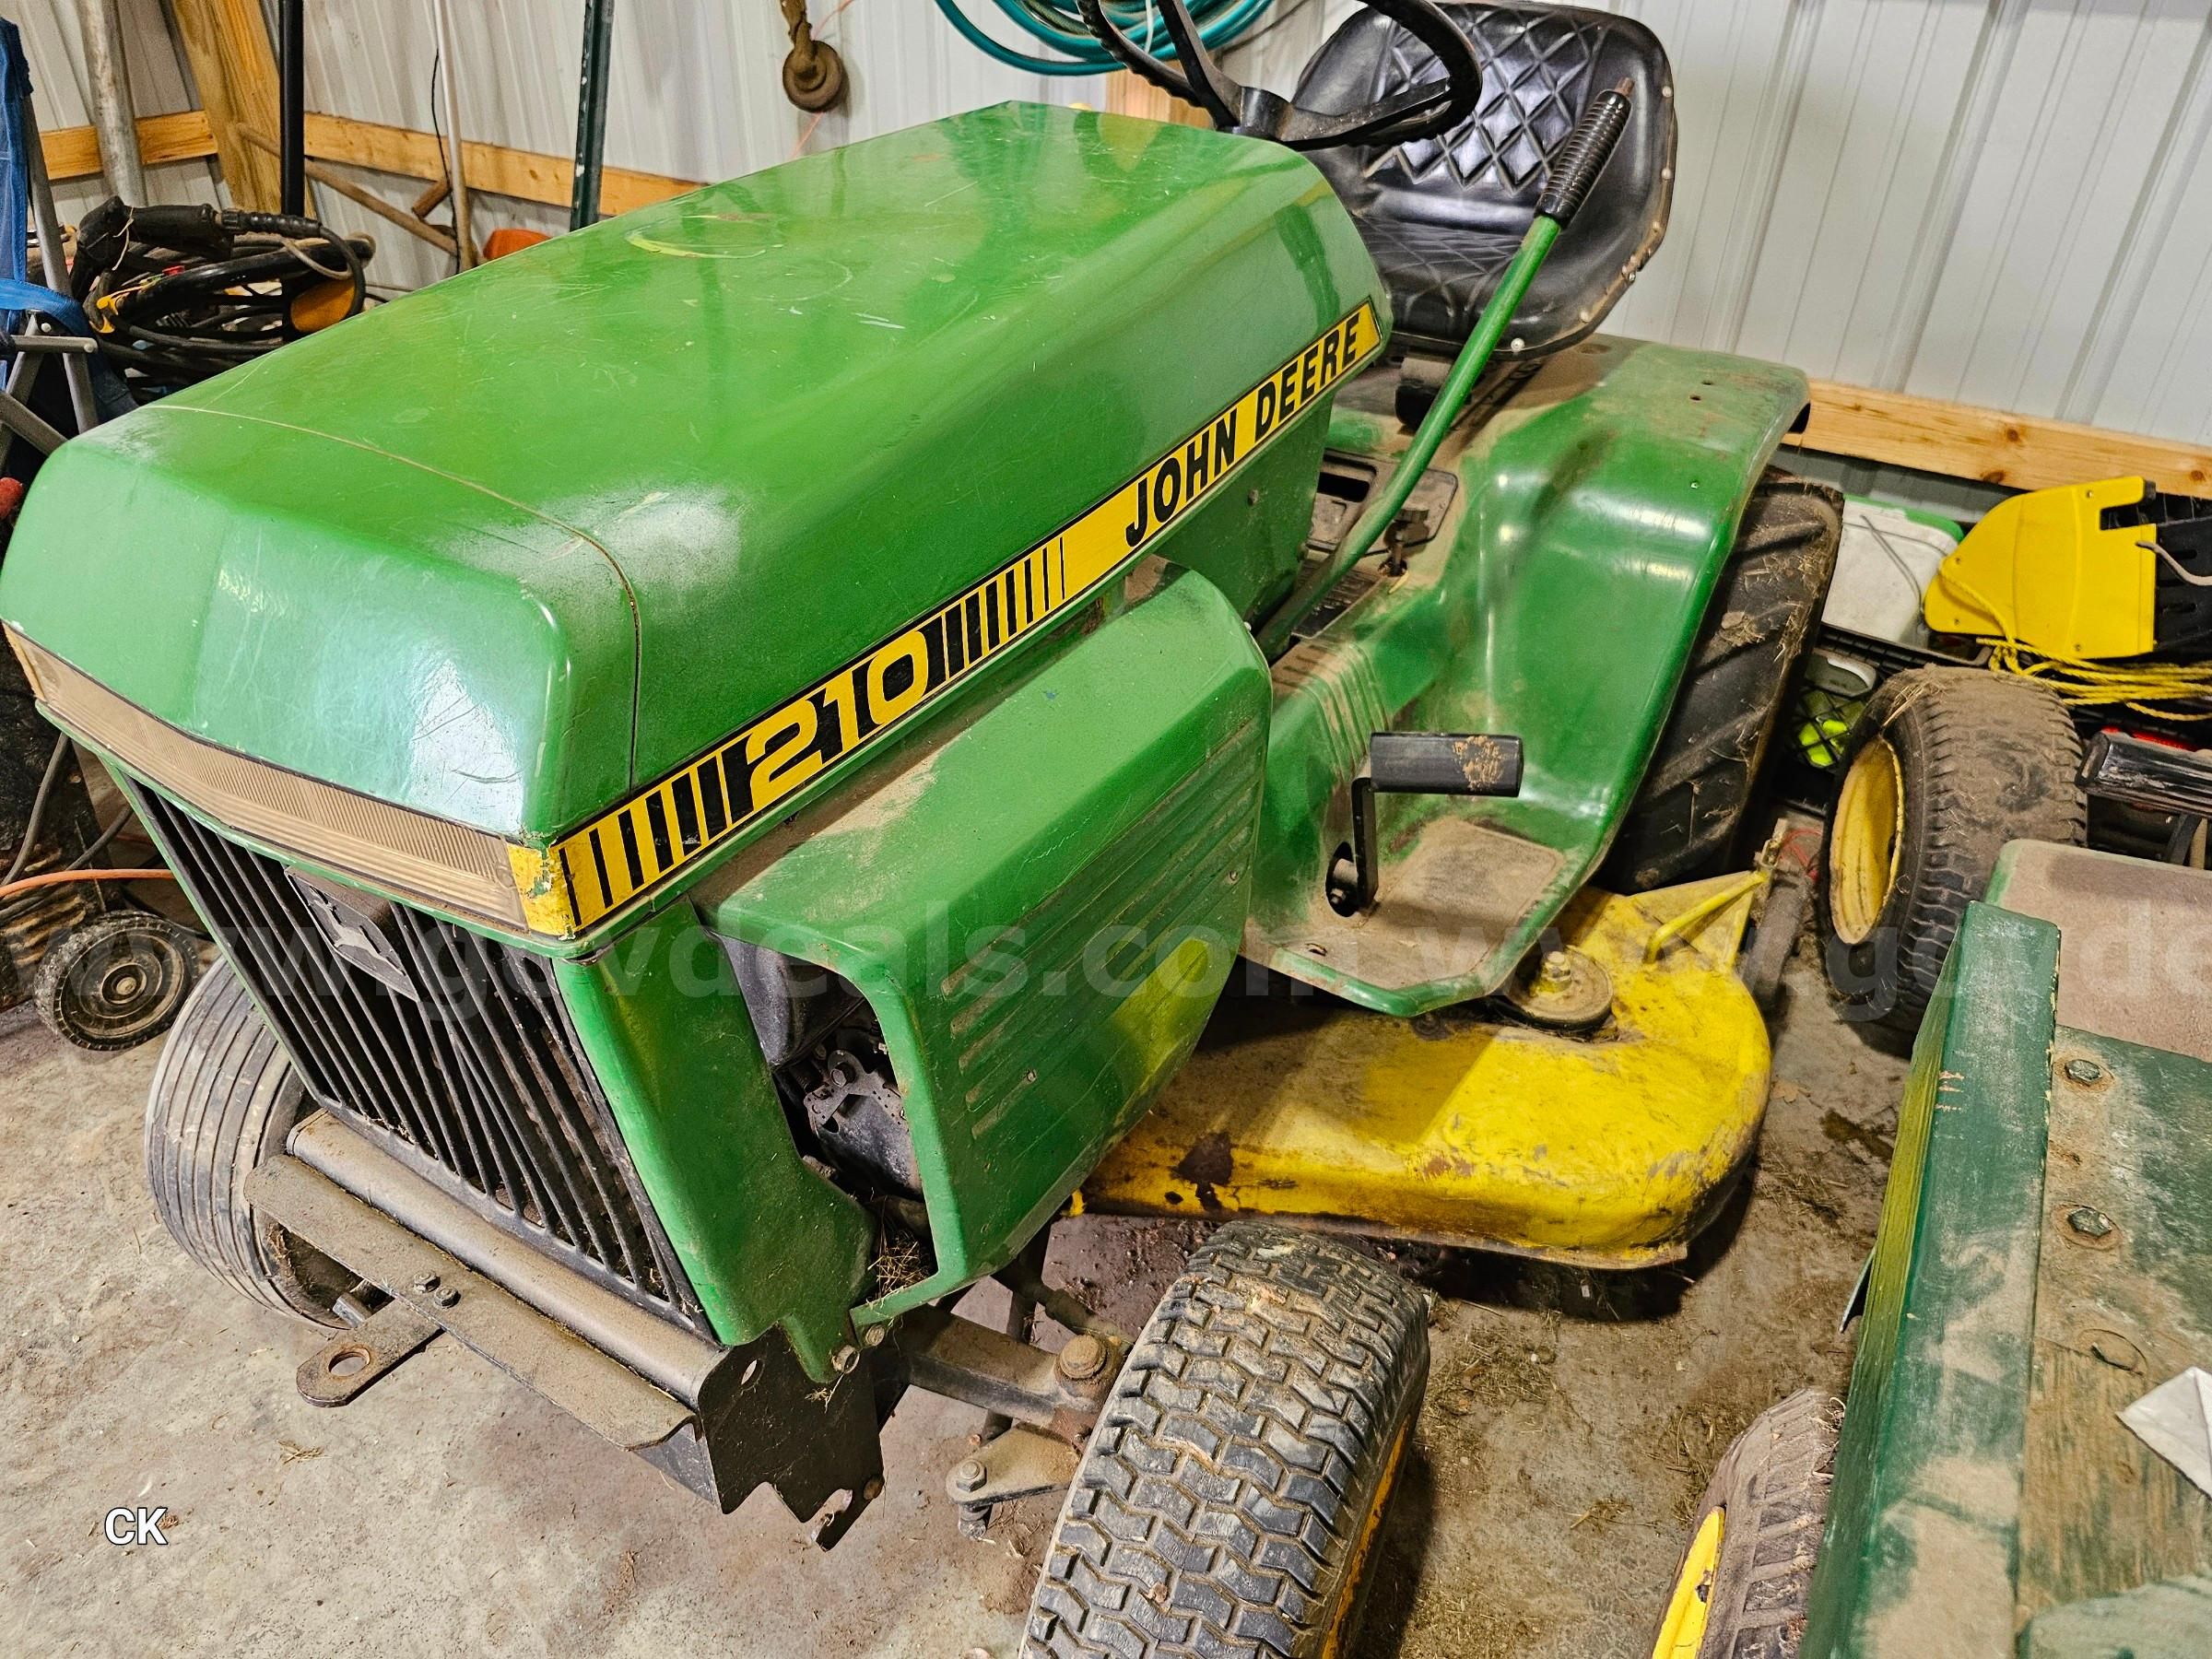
(1321, 1421, 1410, 1658)
(1651, 1506, 1725, 1659)
(1830, 736, 1904, 947)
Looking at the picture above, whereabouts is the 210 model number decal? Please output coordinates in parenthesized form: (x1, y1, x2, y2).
(538, 301, 1381, 932)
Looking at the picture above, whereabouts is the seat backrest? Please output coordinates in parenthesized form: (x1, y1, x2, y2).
(1298, 5, 1674, 340)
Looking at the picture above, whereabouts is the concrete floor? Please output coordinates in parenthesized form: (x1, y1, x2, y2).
(1, 938, 1904, 1658)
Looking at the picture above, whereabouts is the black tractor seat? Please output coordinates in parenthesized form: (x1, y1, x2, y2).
(1299, 3, 1675, 361)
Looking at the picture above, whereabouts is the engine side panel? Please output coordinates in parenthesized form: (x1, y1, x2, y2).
(695, 570, 1269, 1316)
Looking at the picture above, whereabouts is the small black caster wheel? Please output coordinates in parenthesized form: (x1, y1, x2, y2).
(32, 911, 202, 1051)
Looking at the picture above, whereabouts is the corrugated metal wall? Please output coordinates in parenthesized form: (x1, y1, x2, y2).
(17, 0, 221, 222)
(294, 2, 1099, 292)
(23, 2, 2212, 449)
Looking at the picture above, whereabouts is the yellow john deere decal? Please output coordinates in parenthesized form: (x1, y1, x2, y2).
(542, 301, 1381, 932)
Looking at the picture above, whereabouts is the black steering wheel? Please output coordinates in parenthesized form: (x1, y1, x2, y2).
(1078, 0, 1482, 151)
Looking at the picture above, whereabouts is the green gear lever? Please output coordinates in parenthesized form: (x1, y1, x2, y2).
(1256, 77, 1638, 659)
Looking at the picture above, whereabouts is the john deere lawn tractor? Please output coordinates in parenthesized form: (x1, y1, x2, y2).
(2, 4, 1838, 1652)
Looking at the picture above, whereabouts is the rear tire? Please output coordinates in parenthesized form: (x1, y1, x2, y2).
(1611, 472, 1843, 891)
(1653, 1389, 1841, 1659)
(1023, 1219, 1429, 1658)
(145, 959, 352, 1325)
(1817, 667, 2084, 1032)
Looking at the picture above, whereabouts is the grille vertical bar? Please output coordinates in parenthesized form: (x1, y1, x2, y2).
(135, 788, 704, 1332)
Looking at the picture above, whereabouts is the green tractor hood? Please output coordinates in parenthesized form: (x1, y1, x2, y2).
(0, 103, 1382, 857)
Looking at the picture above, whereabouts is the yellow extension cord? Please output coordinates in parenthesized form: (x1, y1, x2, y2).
(1931, 562, 2212, 721)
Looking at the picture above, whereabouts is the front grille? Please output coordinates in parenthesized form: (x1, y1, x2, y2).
(135, 788, 705, 1331)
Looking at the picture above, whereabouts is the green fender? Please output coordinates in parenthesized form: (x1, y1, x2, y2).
(1249, 339, 1811, 1014)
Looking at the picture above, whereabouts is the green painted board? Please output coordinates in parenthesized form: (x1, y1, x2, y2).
(1801, 900, 2060, 1655)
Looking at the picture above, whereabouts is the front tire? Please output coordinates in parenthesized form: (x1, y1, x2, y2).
(1653, 1389, 1840, 1659)
(1024, 1219, 1428, 1659)
(145, 959, 352, 1325)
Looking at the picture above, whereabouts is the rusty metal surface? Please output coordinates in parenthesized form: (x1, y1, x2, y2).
(897, 1306, 1118, 1445)
(248, 1153, 698, 1452)
(946, 1424, 1080, 1511)
(296, 1297, 441, 1407)
(287, 1113, 726, 1402)
(1251, 815, 1568, 1001)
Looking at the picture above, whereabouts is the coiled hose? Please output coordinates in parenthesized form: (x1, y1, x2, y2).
(934, 0, 1275, 76)
(69, 199, 372, 401)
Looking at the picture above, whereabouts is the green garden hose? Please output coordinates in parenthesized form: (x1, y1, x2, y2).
(934, 0, 1275, 76)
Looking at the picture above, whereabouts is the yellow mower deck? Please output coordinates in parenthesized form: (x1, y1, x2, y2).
(1083, 874, 1772, 1266)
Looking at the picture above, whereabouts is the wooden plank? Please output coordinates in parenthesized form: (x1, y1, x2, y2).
(41, 111, 218, 182)
(238, 126, 457, 258)
(301, 113, 698, 218)
(39, 107, 694, 218)
(1790, 378, 2212, 494)
(1104, 71, 1207, 128)
(169, 0, 283, 211)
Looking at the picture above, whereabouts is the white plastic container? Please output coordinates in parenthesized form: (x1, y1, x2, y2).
(1819, 500, 1959, 648)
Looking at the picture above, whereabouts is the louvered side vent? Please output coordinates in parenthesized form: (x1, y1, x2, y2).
(942, 720, 1263, 1132)
(135, 787, 706, 1333)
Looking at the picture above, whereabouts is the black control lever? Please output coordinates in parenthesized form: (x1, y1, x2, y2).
(1329, 732, 1524, 914)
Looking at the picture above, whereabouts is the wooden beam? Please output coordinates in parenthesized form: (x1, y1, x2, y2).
(170, 0, 284, 211)
(41, 110, 218, 181)
(301, 112, 698, 218)
(239, 127, 457, 257)
(1790, 379, 2212, 495)
(1104, 71, 1206, 128)
(38, 110, 694, 220)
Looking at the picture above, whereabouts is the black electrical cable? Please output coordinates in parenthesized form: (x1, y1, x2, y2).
(429, 48, 460, 276)
(69, 200, 374, 401)
(69, 808, 128, 869)
(3, 730, 69, 887)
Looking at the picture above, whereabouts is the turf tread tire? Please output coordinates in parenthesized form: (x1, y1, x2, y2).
(1611, 471, 1843, 892)
(1023, 1219, 1429, 1659)
(1667, 1388, 1841, 1659)
(145, 959, 347, 1326)
(1818, 667, 2084, 1031)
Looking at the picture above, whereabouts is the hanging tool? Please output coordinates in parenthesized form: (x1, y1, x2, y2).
(778, 0, 848, 112)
